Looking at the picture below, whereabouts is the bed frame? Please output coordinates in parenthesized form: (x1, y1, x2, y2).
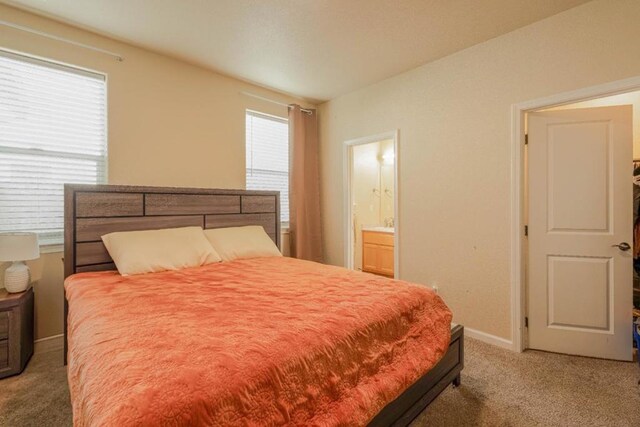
(63, 184, 463, 426)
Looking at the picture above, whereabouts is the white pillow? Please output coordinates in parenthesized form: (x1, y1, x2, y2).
(203, 225, 282, 261)
(101, 226, 221, 276)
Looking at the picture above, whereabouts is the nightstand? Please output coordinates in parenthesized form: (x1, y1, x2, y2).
(0, 287, 34, 379)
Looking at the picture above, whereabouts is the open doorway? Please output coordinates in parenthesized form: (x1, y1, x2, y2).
(522, 90, 640, 361)
(344, 131, 399, 279)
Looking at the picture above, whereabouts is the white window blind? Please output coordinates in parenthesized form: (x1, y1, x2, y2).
(245, 111, 289, 223)
(0, 51, 107, 245)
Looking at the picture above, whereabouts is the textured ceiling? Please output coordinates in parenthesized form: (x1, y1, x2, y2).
(2, 0, 591, 102)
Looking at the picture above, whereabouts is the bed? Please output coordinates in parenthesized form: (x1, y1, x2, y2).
(63, 184, 464, 426)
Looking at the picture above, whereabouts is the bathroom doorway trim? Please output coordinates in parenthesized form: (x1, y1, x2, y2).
(343, 130, 400, 279)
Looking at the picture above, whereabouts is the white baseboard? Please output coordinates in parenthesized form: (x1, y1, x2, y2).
(465, 327, 514, 351)
(34, 334, 64, 354)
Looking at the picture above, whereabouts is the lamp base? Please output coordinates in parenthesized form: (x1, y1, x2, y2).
(4, 261, 30, 293)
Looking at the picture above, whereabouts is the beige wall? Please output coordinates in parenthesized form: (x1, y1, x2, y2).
(0, 4, 310, 340)
(319, 0, 640, 340)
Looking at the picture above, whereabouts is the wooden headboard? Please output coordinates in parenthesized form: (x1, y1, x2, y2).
(63, 184, 280, 363)
(63, 184, 281, 278)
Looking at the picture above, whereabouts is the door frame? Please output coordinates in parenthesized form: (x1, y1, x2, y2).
(343, 130, 400, 279)
(511, 76, 640, 352)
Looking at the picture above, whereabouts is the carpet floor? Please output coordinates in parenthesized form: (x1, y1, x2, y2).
(0, 338, 638, 426)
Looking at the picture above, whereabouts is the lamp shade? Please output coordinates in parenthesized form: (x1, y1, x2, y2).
(0, 232, 40, 262)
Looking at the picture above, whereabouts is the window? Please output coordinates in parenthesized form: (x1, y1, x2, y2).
(0, 51, 107, 245)
(245, 110, 289, 223)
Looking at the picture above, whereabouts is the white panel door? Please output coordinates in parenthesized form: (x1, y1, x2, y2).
(528, 105, 633, 361)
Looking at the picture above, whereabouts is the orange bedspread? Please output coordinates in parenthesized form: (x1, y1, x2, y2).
(65, 257, 452, 426)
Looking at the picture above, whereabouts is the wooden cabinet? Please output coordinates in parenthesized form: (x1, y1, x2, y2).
(0, 288, 34, 379)
(362, 231, 394, 277)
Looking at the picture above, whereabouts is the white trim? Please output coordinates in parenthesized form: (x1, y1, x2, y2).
(0, 20, 124, 61)
(241, 92, 313, 114)
(246, 108, 289, 124)
(465, 327, 513, 350)
(343, 130, 400, 278)
(0, 46, 109, 79)
(510, 75, 640, 353)
(39, 244, 63, 254)
(510, 102, 525, 353)
(34, 333, 64, 354)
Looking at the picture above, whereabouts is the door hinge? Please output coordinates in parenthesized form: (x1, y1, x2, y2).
(525, 134, 529, 145)
(524, 225, 528, 236)
(525, 317, 529, 328)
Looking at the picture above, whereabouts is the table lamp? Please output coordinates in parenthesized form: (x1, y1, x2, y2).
(0, 232, 40, 293)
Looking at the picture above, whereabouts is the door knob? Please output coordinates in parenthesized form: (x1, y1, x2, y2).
(611, 242, 631, 251)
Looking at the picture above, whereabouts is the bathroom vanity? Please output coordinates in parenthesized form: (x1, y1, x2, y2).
(362, 227, 394, 277)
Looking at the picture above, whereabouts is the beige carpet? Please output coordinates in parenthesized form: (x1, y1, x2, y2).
(0, 338, 638, 426)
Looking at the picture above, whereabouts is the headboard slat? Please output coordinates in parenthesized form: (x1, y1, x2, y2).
(76, 241, 112, 266)
(76, 263, 116, 273)
(76, 192, 144, 217)
(241, 195, 277, 213)
(205, 213, 277, 235)
(76, 215, 204, 242)
(145, 194, 241, 216)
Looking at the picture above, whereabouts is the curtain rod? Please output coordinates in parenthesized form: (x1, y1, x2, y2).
(0, 20, 124, 62)
(240, 91, 313, 114)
